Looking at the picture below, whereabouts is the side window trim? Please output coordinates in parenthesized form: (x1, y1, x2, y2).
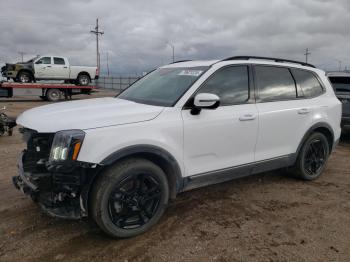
(182, 64, 254, 109)
(288, 68, 303, 98)
(253, 64, 299, 103)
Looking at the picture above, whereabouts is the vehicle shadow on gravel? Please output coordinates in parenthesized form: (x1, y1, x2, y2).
(29, 170, 289, 260)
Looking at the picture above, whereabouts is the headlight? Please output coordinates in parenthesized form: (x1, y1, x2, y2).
(49, 130, 85, 162)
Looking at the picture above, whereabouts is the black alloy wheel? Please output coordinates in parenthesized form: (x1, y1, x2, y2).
(108, 173, 162, 229)
(303, 138, 327, 177)
(91, 158, 169, 238)
(294, 132, 330, 180)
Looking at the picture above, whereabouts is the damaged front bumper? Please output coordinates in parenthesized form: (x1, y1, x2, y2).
(12, 151, 99, 219)
(2, 70, 16, 78)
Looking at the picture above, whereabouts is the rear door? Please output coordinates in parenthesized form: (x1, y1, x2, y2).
(254, 65, 313, 161)
(182, 65, 259, 176)
(52, 57, 70, 79)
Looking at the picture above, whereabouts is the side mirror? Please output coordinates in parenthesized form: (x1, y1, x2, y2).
(191, 93, 220, 115)
(35, 60, 42, 64)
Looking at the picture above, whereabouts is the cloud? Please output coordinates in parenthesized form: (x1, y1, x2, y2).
(1, 0, 350, 75)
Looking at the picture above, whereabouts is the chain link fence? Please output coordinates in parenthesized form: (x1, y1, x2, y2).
(95, 76, 140, 91)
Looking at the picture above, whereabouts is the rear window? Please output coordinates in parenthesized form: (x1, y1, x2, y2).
(54, 57, 65, 65)
(328, 76, 350, 93)
(255, 66, 296, 101)
(291, 69, 323, 98)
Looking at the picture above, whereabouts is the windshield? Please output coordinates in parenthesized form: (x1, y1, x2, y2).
(25, 56, 38, 63)
(118, 66, 208, 106)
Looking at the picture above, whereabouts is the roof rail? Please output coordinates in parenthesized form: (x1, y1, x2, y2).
(169, 60, 192, 64)
(221, 56, 316, 68)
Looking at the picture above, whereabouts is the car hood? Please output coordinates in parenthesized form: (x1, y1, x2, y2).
(16, 97, 164, 132)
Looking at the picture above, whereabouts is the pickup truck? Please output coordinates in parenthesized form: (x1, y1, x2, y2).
(1, 56, 98, 85)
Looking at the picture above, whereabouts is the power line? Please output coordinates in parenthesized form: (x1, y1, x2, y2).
(90, 18, 104, 71)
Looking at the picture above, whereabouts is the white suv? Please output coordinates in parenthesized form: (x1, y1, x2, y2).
(13, 56, 341, 238)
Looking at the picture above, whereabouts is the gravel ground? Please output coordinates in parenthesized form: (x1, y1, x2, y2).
(0, 90, 350, 262)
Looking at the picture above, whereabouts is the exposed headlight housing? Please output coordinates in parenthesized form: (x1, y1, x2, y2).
(49, 130, 85, 162)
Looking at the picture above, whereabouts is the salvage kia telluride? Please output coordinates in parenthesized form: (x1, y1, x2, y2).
(13, 56, 342, 238)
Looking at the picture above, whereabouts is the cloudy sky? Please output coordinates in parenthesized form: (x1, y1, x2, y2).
(1, 0, 350, 75)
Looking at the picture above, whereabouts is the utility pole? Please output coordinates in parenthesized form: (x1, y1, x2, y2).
(106, 52, 110, 76)
(304, 48, 311, 63)
(337, 60, 342, 71)
(90, 18, 104, 71)
(18, 51, 25, 62)
(167, 43, 175, 62)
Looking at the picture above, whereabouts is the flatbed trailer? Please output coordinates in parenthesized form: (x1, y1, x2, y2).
(0, 82, 96, 101)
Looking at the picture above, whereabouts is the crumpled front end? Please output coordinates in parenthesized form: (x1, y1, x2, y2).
(1, 63, 17, 78)
(12, 128, 99, 219)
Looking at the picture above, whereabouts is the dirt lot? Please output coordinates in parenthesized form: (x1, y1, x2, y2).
(0, 90, 350, 262)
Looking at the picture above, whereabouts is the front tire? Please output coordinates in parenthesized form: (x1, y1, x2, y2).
(293, 132, 330, 180)
(91, 158, 169, 238)
(17, 71, 33, 83)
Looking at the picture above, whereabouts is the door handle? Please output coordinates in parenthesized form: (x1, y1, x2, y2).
(239, 113, 256, 121)
(297, 108, 310, 115)
(46, 65, 52, 68)
(63, 66, 68, 68)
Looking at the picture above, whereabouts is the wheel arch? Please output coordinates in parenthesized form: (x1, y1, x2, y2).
(77, 71, 91, 80)
(85, 145, 183, 208)
(16, 69, 34, 80)
(296, 122, 335, 158)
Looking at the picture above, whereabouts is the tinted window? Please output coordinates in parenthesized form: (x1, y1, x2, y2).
(37, 57, 51, 64)
(119, 67, 208, 107)
(255, 66, 296, 101)
(197, 66, 249, 106)
(328, 76, 350, 93)
(292, 69, 323, 97)
(54, 57, 65, 65)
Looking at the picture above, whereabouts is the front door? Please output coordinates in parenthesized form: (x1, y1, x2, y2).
(182, 65, 259, 176)
(34, 56, 54, 79)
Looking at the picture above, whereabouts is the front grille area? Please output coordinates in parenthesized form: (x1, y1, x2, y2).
(15, 129, 94, 218)
(21, 128, 85, 196)
(22, 128, 54, 173)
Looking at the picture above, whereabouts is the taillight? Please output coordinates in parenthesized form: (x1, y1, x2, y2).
(96, 68, 99, 76)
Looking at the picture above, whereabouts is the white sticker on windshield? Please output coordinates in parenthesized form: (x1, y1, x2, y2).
(178, 70, 203, 77)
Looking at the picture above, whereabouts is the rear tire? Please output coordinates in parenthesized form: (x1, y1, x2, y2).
(91, 158, 169, 238)
(77, 74, 91, 86)
(293, 132, 330, 180)
(46, 89, 61, 102)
